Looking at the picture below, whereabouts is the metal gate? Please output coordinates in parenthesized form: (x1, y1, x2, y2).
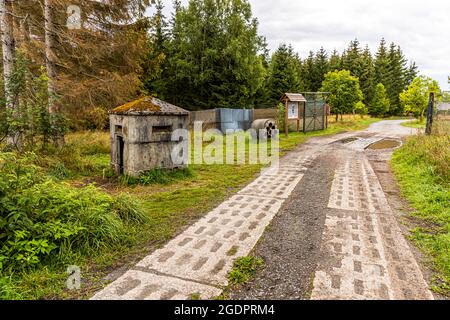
(303, 93, 326, 132)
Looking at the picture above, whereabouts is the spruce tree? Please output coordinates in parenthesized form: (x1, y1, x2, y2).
(387, 43, 408, 115)
(311, 47, 329, 92)
(374, 38, 391, 88)
(342, 39, 363, 77)
(267, 44, 301, 105)
(359, 46, 375, 105)
(329, 49, 342, 71)
(143, 0, 169, 96)
(301, 51, 315, 92)
(157, 0, 266, 110)
(370, 83, 390, 117)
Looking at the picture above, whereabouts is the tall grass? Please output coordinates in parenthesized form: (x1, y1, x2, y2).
(391, 119, 450, 294)
(35, 131, 111, 179)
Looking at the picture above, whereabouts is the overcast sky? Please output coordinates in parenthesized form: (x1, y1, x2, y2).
(151, 0, 450, 90)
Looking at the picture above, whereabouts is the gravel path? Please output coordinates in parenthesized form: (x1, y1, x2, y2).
(229, 151, 336, 299)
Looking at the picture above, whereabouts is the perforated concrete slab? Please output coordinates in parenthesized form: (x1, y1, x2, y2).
(313, 150, 433, 300)
(92, 146, 317, 300)
(91, 270, 222, 300)
(136, 195, 283, 285)
(328, 155, 390, 212)
(238, 173, 304, 199)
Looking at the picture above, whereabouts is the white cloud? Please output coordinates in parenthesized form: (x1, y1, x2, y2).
(152, 0, 450, 89)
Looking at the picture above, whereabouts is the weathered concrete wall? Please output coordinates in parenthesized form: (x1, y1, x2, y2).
(110, 114, 189, 176)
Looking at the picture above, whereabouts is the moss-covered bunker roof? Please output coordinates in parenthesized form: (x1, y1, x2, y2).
(111, 96, 189, 116)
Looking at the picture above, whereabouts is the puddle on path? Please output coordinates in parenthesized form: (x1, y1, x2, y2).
(366, 139, 401, 150)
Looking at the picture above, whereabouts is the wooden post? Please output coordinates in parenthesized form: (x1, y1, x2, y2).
(285, 99, 288, 137)
(425, 92, 434, 135)
(303, 102, 306, 133)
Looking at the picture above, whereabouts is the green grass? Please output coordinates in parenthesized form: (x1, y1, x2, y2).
(391, 120, 450, 295)
(122, 167, 195, 186)
(227, 256, 264, 285)
(402, 119, 426, 129)
(0, 116, 381, 299)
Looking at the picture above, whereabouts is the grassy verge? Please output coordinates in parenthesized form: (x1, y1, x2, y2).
(401, 119, 426, 129)
(228, 256, 264, 285)
(0, 115, 380, 299)
(391, 120, 450, 295)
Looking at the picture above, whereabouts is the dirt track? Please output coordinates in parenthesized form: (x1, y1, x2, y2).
(91, 120, 433, 300)
(231, 120, 433, 300)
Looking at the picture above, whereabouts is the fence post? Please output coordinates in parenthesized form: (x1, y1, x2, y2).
(425, 92, 434, 135)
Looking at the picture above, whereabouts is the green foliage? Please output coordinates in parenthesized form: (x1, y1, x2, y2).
(0, 276, 23, 300)
(374, 39, 418, 116)
(370, 83, 390, 117)
(0, 152, 147, 271)
(400, 76, 441, 120)
(320, 70, 364, 118)
(277, 103, 285, 132)
(354, 101, 368, 116)
(123, 167, 194, 186)
(266, 44, 302, 105)
(145, 0, 266, 110)
(391, 123, 450, 293)
(228, 256, 264, 285)
(310, 47, 329, 92)
(0, 53, 68, 149)
(401, 119, 426, 129)
(81, 107, 109, 131)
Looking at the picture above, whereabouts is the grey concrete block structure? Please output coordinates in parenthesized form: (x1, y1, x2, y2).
(109, 96, 189, 177)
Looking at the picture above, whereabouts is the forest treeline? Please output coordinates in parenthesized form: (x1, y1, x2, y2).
(144, 0, 419, 115)
(0, 0, 420, 149)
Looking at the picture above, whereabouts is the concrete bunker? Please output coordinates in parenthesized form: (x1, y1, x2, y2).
(109, 96, 189, 177)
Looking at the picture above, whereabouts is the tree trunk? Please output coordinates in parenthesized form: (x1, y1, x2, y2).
(1, 0, 20, 148)
(44, 0, 64, 146)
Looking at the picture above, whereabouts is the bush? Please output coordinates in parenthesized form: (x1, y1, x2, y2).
(0, 152, 147, 271)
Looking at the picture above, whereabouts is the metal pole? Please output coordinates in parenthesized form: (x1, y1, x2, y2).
(425, 92, 434, 135)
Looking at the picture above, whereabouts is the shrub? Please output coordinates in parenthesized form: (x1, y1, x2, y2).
(0, 152, 147, 271)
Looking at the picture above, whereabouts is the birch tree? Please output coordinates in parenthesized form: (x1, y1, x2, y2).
(44, 0, 63, 145)
(0, 0, 19, 146)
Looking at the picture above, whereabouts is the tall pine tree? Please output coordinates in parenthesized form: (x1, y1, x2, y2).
(266, 44, 301, 105)
(329, 49, 342, 72)
(359, 46, 375, 105)
(311, 47, 329, 91)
